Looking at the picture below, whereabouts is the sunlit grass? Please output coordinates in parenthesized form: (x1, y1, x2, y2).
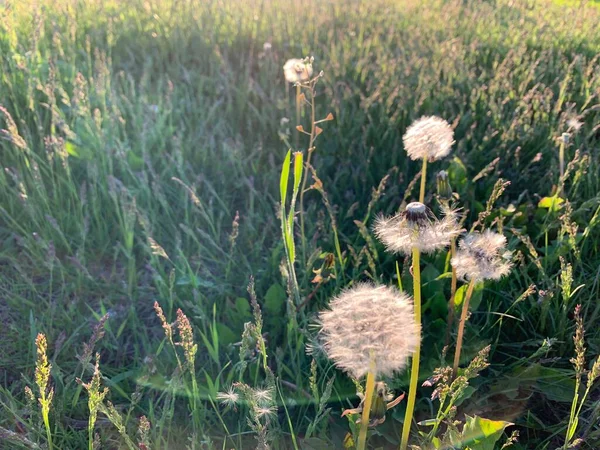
(1, 0, 600, 448)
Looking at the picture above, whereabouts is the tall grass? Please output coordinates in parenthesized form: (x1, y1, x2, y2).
(1, 0, 600, 448)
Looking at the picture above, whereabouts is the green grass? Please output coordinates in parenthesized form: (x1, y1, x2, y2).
(1, 0, 600, 448)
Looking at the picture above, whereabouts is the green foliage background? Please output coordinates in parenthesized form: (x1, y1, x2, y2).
(1, 0, 599, 448)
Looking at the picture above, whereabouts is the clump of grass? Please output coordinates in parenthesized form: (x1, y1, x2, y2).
(1, 0, 600, 448)
(77, 354, 109, 450)
(563, 304, 600, 449)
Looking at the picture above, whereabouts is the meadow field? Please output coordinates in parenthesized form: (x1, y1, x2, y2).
(1, 0, 600, 448)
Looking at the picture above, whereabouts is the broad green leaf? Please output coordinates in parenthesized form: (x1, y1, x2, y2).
(454, 282, 483, 311)
(460, 415, 512, 450)
(302, 438, 331, 450)
(448, 156, 467, 191)
(280, 150, 291, 205)
(215, 323, 237, 347)
(538, 195, 564, 212)
(454, 386, 476, 407)
(65, 141, 80, 157)
(535, 366, 576, 403)
(127, 151, 144, 170)
(65, 141, 92, 159)
(292, 151, 303, 194)
(264, 283, 286, 317)
(423, 292, 447, 319)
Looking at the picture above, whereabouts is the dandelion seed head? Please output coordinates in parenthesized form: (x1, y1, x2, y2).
(216, 387, 239, 407)
(567, 118, 582, 132)
(318, 284, 420, 379)
(252, 387, 274, 405)
(283, 58, 313, 84)
(254, 405, 277, 419)
(451, 230, 512, 281)
(373, 202, 461, 255)
(403, 116, 454, 161)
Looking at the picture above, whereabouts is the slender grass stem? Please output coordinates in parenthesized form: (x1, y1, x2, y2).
(559, 138, 565, 185)
(357, 367, 376, 450)
(400, 248, 422, 450)
(453, 279, 476, 377)
(419, 158, 428, 203)
(42, 407, 53, 450)
(88, 419, 94, 450)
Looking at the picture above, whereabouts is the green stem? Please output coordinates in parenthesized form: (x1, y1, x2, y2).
(88, 418, 94, 450)
(419, 158, 428, 203)
(295, 84, 301, 150)
(559, 139, 565, 185)
(400, 248, 422, 450)
(357, 368, 376, 450)
(444, 238, 458, 351)
(299, 83, 316, 266)
(42, 406, 53, 450)
(453, 279, 476, 377)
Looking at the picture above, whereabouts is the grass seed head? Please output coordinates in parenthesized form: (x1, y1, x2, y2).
(451, 230, 512, 281)
(318, 283, 419, 379)
(403, 116, 454, 161)
(35, 333, 52, 400)
(176, 309, 197, 369)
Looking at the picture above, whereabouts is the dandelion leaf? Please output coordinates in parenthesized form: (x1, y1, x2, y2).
(458, 415, 512, 450)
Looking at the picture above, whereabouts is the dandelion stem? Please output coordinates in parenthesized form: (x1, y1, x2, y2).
(559, 138, 565, 183)
(299, 81, 316, 266)
(400, 248, 422, 450)
(295, 84, 301, 150)
(419, 158, 428, 203)
(453, 279, 476, 377)
(357, 366, 376, 450)
(444, 238, 458, 351)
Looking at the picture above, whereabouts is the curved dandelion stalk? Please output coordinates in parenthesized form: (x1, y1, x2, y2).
(452, 278, 476, 377)
(436, 170, 460, 351)
(451, 231, 511, 376)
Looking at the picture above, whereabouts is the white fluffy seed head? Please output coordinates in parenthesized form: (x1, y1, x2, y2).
(451, 230, 512, 281)
(283, 58, 313, 83)
(403, 116, 454, 161)
(318, 283, 420, 379)
(216, 388, 239, 407)
(373, 202, 461, 255)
